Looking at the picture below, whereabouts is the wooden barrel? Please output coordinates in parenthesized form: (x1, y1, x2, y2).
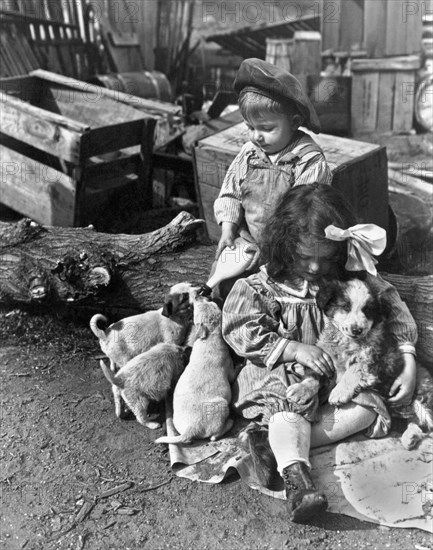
(91, 71, 172, 102)
(265, 38, 293, 71)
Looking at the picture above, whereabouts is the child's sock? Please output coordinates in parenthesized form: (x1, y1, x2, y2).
(268, 411, 312, 473)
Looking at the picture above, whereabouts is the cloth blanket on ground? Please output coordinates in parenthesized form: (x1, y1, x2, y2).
(165, 408, 433, 533)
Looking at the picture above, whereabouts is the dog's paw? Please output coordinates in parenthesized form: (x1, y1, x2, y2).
(359, 372, 378, 389)
(401, 423, 425, 450)
(328, 384, 354, 405)
(144, 421, 162, 430)
(286, 383, 316, 405)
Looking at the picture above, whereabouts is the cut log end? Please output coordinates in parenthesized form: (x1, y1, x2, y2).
(29, 275, 48, 301)
(88, 267, 111, 288)
(169, 211, 204, 230)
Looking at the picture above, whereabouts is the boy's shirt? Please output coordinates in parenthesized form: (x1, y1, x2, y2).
(214, 130, 332, 239)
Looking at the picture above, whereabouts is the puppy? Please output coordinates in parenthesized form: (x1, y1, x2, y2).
(315, 277, 433, 449)
(100, 343, 190, 429)
(155, 296, 236, 445)
(90, 282, 198, 417)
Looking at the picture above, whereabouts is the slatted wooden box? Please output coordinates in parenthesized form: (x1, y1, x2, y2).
(350, 55, 422, 136)
(0, 70, 181, 227)
(193, 121, 389, 242)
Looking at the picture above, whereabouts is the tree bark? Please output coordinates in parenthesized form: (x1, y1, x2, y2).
(0, 211, 214, 314)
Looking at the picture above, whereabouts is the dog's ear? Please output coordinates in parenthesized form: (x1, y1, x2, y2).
(162, 292, 190, 318)
(316, 280, 338, 312)
(196, 323, 208, 340)
(161, 299, 173, 318)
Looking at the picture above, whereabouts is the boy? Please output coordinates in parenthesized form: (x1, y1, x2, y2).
(214, 58, 332, 264)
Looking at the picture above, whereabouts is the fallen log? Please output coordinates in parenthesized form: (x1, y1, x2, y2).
(0, 211, 212, 313)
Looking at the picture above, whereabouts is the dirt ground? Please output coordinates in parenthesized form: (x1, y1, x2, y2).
(1, 271, 433, 550)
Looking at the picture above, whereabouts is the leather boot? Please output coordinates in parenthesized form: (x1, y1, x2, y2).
(281, 461, 328, 522)
(239, 424, 278, 488)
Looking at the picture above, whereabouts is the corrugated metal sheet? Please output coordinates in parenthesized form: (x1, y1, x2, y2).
(205, 14, 320, 59)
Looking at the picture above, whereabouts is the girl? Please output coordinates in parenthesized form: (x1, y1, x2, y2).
(222, 184, 417, 522)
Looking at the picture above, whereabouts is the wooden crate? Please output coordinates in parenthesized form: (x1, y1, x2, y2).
(321, 0, 423, 57)
(0, 70, 182, 227)
(193, 122, 388, 242)
(351, 55, 421, 135)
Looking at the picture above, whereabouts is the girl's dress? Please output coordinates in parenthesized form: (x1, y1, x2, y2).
(222, 267, 418, 438)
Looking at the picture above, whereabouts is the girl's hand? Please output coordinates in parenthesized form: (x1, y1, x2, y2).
(388, 354, 417, 405)
(216, 222, 238, 259)
(292, 343, 335, 378)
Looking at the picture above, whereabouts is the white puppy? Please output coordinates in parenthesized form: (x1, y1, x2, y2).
(90, 282, 198, 417)
(156, 296, 236, 445)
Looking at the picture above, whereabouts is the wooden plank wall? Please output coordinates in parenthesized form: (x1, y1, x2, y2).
(322, 0, 423, 56)
(0, 0, 98, 78)
(0, 0, 195, 96)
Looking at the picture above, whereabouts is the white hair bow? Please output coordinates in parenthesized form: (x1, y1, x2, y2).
(324, 224, 387, 276)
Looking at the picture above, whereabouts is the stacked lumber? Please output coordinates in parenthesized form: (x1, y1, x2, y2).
(0, 1, 96, 79)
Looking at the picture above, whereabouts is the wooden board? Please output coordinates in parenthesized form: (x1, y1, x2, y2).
(0, 91, 83, 163)
(339, 0, 364, 53)
(321, 0, 342, 53)
(393, 71, 417, 133)
(365, 0, 423, 58)
(0, 144, 76, 226)
(351, 71, 379, 133)
(322, 0, 423, 57)
(376, 72, 395, 134)
(30, 70, 181, 116)
(193, 122, 389, 241)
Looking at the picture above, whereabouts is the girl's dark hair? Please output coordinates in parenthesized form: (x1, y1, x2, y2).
(260, 183, 359, 280)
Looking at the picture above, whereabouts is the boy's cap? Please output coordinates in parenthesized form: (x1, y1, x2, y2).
(234, 58, 321, 134)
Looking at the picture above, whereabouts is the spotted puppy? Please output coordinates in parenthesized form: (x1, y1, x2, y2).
(315, 277, 433, 450)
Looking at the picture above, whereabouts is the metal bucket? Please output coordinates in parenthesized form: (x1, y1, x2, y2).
(92, 71, 173, 102)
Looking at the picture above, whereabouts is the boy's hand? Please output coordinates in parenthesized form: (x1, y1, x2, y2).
(216, 222, 238, 259)
(292, 343, 335, 378)
(243, 241, 261, 269)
